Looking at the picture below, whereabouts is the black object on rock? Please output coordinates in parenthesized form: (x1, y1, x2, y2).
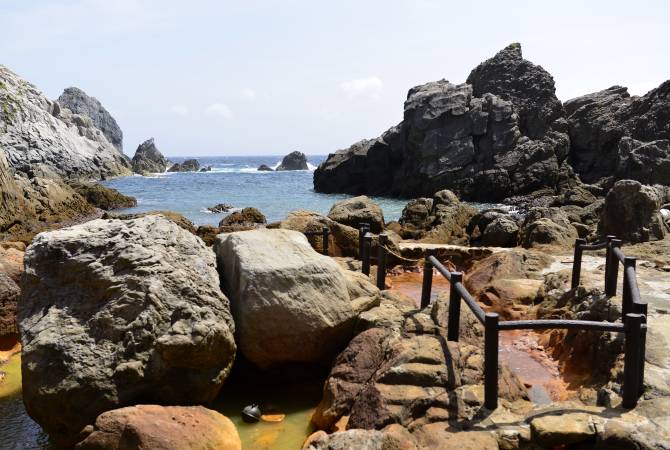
(242, 404, 261, 423)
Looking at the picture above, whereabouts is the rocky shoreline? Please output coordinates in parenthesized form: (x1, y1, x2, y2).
(1, 43, 670, 450)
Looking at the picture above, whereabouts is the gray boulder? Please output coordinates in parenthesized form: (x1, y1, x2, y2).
(399, 190, 476, 243)
(276, 151, 308, 171)
(168, 159, 200, 172)
(57, 86, 123, 151)
(314, 43, 569, 201)
(257, 164, 273, 171)
(19, 216, 236, 446)
(213, 229, 379, 369)
(327, 196, 385, 233)
(521, 207, 578, 248)
(131, 138, 170, 175)
(616, 137, 670, 185)
(482, 216, 519, 247)
(599, 179, 666, 242)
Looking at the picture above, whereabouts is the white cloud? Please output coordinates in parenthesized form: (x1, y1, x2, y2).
(340, 77, 383, 100)
(239, 88, 257, 102)
(169, 104, 188, 115)
(206, 103, 234, 119)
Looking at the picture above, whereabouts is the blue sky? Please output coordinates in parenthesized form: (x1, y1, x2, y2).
(2, 0, 668, 156)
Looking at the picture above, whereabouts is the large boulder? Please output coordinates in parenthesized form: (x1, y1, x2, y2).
(520, 207, 578, 248)
(276, 151, 308, 171)
(218, 207, 267, 232)
(566, 81, 670, 184)
(75, 405, 241, 450)
(57, 86, 124, 151)
(327, 196, 385, 233)
(599, 179, 666, 242)
(1, 65, 131, 180)
(314, 43, 569, 201)
(131, 138, 170, 175)
(481, 216, 519, 247)
(214, 229, 379, 369)
(276, 210, 359, 257)
(19, 216, 236, 446)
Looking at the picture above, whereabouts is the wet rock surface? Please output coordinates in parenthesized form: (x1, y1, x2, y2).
(19, 216, 236, 445)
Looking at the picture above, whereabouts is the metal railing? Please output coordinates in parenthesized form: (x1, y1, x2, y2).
(303, 227, 330, 256)
(358, 222, 387, 290)
(420, 235, 648, 410)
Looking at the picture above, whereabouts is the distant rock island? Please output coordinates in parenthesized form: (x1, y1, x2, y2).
(131, 138, 170, 175)
(277, 151, 308, 171)
(168, 158, 200, 172)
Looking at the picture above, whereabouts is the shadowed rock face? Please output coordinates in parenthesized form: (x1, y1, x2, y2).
(314, 44, 570, 201)
(131, 138, 170, 175)
(18, 216, 236, 446)
(277, 151, 308, 171)
(57, 86, 123, 151)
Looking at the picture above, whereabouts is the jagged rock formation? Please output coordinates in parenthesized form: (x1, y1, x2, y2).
(57, 86, 124, 151)
(131, 138, 170, 175)
(168, 158, 200, 172)
(0, 65, 131, 180)
(19, 216, 236, 446)
(276, 151, 308, 171)
(565, 82, 670, 184)
(314, 44, 570, 201)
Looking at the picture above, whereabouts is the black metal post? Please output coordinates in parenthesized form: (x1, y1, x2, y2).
(571, 238, 586, 289)
(362, 233, 372, 276)
(358, 223, 370, 259)
(484, 312, 499, 410)
(622, 257, 636, 321)
(376, 233, 388, 290)
(604, 235, 615, 295)
(321, 227, 330, 256)
(447, 272, 463, 342)
(606, 238, 622, 297)
(420, 255, 433, 309)
(636, 302, 648, 396)
(622, 313, 642, 409)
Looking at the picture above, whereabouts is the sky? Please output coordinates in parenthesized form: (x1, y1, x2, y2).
(1, 0, 669, 157)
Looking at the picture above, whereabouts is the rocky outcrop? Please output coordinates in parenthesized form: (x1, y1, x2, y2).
(599, 179, 666, 242)
(276, 210, 359, 256)
(314, 44, 570, 201)
(168, 159, 200, 172)
(481, 216, 519, 247)
(75, 405, 241, 450)
(520, 207, 578, 248)
(57, 86, 124, 151)
(68, 182, 137, 210)
(214, 229, 379, 369)
(327, 196, 385, 233)
(566, 81, 670, 184)
(398, 189, 475, 243)
(131, 138, 170, 175)
(277, 151, 308, 171)
(1, 65, 131, 180)
(207, 203, 234, 213)
(218, 207, 266, 232)
(19, 216, 236, 445)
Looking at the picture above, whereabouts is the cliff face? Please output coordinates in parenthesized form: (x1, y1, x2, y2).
(0, 65, 131, 181)
(314, 44, 670, 200)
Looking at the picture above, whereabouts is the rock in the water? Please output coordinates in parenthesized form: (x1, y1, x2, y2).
(168, 159, 200, 172)
(566, 81, 670, 184)
(68, 182, 137, 210)
(327, 196, 385, 233)
(0, 272, 19, 338)
(257, 164, 274, 171)
(214, 229, 379, 369)
(19, 216, 236, 445)
(1, 65, 131, 180)
(314, 44, 569, 201)
(218, 207, 267, 232)
(199, 166, 212, 172)
(208, 203, 234, 213)
(276, 151, 308, 171)
(398, 189, 475, 243)
(131, 138, 170, 175)
(599, 179, 666, 242)
(57, 86, 124, 151)
(75, 405, 241, 450)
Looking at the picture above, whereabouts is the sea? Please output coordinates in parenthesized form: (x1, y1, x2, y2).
(102, 155, 409, 225)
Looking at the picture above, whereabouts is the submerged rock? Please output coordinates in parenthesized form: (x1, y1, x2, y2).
(75, 405, 241, 450)
(276, 151, 308, 171)
(214, 229, 379, 369)
(131, 138, 170, 175)
(57, 86, 123, 151)
(327, 196, 385, 233)
(19, 216, 236, 445)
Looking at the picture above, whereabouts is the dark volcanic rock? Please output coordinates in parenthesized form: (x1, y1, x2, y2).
(314, 44, 570, 201)
(257, 164, 274, 171)
(57, 87, 123, 150)
(168, 159, 200, 172)
(131, 138, 170, 175)
(207, 203, 234, 213)
(566, 81, 670, 184)
(276, 151, 308, 171)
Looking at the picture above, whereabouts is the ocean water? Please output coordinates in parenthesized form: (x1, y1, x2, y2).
(102, 155, 410, 225)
